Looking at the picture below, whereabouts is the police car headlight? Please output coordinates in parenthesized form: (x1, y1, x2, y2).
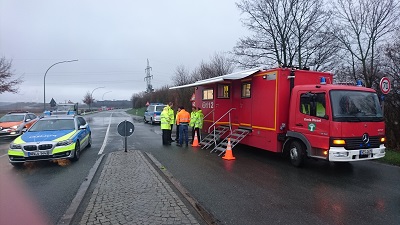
(10, 143, 22, 149)
(11, 125, 18, 129)
(56, 139, 73, 146)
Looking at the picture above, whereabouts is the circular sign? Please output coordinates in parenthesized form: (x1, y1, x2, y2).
(380, 77, 391, 94)
(117, 120, 135, 137)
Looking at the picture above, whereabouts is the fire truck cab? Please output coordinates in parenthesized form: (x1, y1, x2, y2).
(171, 66, 386, 166)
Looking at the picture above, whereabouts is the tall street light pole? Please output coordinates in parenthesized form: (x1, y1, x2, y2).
(102, 91, 112, 100)
(90, 86, 105, 111)
(44, 59, 78, 111)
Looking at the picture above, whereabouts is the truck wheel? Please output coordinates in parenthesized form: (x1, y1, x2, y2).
(289, 141, 305, 167)
(71, 141, 81, 162)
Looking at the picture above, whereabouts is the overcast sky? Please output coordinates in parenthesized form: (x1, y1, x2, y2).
(0, 0, 248, 104)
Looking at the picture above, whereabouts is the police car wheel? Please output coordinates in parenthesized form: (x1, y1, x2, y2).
(87, 134, 92, 148)
(289, 141, 305, 167)
(150, 118, 154, 125)
(72, 141, 81, 162)
(144, 116, 147, 123)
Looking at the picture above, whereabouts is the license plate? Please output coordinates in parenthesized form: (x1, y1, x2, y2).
(28, 151, 48, 157)
(360, 149, 372, 156)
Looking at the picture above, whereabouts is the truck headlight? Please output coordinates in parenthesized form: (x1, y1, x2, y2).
(56, 139, 73, 146)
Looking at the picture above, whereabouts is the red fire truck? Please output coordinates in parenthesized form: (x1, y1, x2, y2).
(171, 66, 386, 166)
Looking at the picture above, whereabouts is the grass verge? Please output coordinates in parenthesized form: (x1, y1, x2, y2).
(378, 149, 400, 167)
(126, 107, 146, 117)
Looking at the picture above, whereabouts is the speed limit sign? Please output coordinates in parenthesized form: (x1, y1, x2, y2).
(380, 77, 391, 94)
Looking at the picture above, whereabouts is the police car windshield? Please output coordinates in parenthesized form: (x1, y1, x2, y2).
(0, 114, 24, 122)
(57, 105, 75, 111)
(29, 119, 75, 131)
(330, 90, 383, 122)
(155, 106, 165, 111)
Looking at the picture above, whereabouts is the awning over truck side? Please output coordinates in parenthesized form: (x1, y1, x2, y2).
(169, 67, 264, 90)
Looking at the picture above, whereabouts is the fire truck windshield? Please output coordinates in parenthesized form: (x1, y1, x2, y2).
(330, 90, 383, 122)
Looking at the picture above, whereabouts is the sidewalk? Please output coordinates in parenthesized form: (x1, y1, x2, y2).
(79, 150, 201, 225)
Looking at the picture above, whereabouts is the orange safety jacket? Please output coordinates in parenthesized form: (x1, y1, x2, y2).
(176, 109, 190, 125)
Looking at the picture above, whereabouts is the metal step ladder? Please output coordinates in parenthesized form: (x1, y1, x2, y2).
(200, 125, 230, 149)
(211, 128, 251, 156)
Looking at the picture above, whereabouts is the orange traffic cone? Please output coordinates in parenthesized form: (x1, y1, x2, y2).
(192, 130, 200, 147)
(222, 138, 236, 160)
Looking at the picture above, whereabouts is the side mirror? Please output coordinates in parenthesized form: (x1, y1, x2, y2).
(79, 124, 87, 130)
(25, 119, 31, 122)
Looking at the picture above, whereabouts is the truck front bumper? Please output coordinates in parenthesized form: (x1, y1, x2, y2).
(328, 144, 385, 162)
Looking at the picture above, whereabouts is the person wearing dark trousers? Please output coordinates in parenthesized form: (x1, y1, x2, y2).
(194, 107, 204, 142)
(167, 102, 174, 143)
(174, 107, 181, 142)
(160, 107, 171, 145)
(189, 106, 197, 144)
(176, 106, 190, 147)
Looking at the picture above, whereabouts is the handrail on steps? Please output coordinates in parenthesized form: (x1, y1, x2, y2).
(208, 108, 236, 134)
(203, 109, 214, 122)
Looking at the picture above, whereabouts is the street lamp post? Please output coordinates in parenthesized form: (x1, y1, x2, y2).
(90, 86, 105, 111)
(102, 91, 112, 100)
(44, 60, 78, 111)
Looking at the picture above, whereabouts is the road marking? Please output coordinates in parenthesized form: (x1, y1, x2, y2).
(98, 113, 113, 155)
(0, 153, 8, 158)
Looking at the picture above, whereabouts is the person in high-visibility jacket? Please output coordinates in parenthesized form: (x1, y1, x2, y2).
(174, 106, 182, 142)
(160, 107, 171, 145)
(194, 107, 204, 141)
(176, 106, 190, 147)
(189, 106, 197, 144)
(163, 102, 174, 143)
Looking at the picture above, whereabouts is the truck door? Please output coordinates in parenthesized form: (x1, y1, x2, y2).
(239, 81, 252, 126)
(293, 92, 330, 152)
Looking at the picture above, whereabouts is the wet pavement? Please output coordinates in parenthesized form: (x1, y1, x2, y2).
(78, 150, 201, 225)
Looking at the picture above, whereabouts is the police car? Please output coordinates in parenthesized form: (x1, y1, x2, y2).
(8, 115, 91, 167)
(144, 103, 166, 125)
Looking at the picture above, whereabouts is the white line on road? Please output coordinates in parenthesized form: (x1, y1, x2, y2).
(0, 153, 8, 158)
(98, 113, 113, 155)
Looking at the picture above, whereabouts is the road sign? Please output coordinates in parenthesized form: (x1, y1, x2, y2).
(117, 120, 135, 137)
(380, 77, 391, 94)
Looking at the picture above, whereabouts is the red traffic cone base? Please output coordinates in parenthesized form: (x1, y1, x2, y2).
(222, 138, 235, 160)
(192, 130, 200, 147)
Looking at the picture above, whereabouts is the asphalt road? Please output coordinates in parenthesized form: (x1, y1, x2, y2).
(1, 110, 399, 225)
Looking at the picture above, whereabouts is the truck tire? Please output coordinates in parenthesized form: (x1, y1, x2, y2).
(289, 141, 305, 167)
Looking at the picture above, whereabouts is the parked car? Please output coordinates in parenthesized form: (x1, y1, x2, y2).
(0, 111, 38, 137)
(8, 115, 91, 167)
(144, 103, 166, 125)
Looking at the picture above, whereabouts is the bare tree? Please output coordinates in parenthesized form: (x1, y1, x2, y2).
(172, 65, 193, 86)
(332, 0, 400, 87)
(192, 52, 235, 81)
(82, 91, 93, 106)
(0, 57, 23, 94)
(233, 0, 335, 69)
(382, 31, 400, 150)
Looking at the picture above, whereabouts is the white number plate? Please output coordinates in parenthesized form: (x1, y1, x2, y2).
(360, 149, 372, 155)
(28, 151, 48, 156)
